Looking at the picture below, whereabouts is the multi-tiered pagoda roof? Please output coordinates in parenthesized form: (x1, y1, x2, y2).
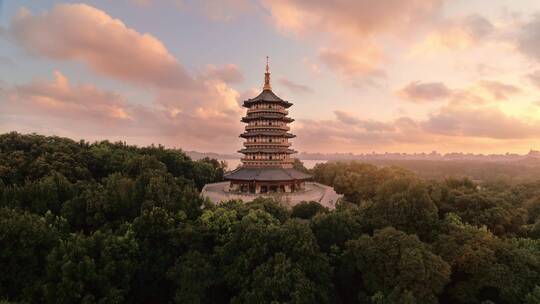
(224, 59, 310, 191)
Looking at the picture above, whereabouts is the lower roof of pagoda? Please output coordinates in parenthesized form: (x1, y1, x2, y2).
(239, 148, 297, 154)
(224, 167, 311, 182)
(240, 131, 295, 138)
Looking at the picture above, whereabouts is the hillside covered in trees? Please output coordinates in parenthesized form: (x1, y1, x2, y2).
(1, 132, 540, 304)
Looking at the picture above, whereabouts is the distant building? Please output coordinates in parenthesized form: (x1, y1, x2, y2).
(201, 59, 340, 208)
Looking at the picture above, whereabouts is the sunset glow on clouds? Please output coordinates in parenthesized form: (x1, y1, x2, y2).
(1, 0, 540, 154)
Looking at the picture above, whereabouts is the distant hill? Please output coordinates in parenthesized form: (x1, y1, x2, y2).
(187, 149, 540, 184)
(187, 149, 540, 163)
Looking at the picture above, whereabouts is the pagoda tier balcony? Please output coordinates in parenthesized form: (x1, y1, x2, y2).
(241, 114, 294, 123)
(247, 108, 288, 115)
(240, 131, 296, 138)
(243, 142, 291, 147)
(239, 148, 297, 154)
(245, 125, 290, 131)
(240, 158, 294, 165)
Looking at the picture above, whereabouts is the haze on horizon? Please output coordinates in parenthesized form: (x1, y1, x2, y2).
(1, 0, 540, 155)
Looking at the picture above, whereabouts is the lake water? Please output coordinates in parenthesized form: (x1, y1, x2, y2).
(219, 159, 327, 170)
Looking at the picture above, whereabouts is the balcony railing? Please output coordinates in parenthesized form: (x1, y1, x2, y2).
(245, 125, 290, 131)
(247, 108, 288, 115)
(243, 142, 291, 147)
(240, 158, 294, 164)
(242, 113, 291, 120)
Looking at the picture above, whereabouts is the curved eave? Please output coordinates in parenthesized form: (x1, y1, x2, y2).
(224, 167, 312, 182)
(240, 132, 296, 138)
(238, 148, 297, 154)
(242, 90, 293, 108)
(243, 100, 293, 109)
(241, 116, 294, 123)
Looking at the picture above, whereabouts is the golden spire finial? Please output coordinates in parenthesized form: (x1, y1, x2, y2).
(263, 56, 271, 90)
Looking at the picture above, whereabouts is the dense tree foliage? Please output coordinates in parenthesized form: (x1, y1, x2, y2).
(2, 133, 540, 303)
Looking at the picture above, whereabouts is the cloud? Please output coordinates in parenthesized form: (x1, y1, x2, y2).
(0, 71, 243, 151)
(10, 4, 194, 89)
(3, 4, 248, 151)
(278, 78, 313, 94)
(294, 114, 429, 152)
(292, 102, 540, 153)
(262, 0, 443, 86)
(317, 47, 386, 86)
(333, 111, 360, 125)
(423, 104, 540, 139)
(517, 14, 540, 63)
(334, 111, 395, 131)
(527, 70, 540, 89)
(412, 14, 494, 54)
(262, 0, 443, 37)
(1, 71, 132, 128)
(398, 81, 452, 102)
(398, 79, 521, 104)
(200, 64, 244, 84)
(477, 80, 520, 101)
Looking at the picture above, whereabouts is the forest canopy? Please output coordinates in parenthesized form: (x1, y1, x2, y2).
(1, 132, 540, 304)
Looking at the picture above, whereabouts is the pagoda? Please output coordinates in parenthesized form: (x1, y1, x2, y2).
(224, 58, 311, 193)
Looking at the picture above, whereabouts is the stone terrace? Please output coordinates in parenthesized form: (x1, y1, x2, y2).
(201, 182, 342, 209)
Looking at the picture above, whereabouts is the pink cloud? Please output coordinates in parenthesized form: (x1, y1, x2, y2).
(398, 81, 452, 103)
(262, 0, 443, 37)
(0, 71, 243, 151)
(261, 0, 444, 87)
(423, 104, 540, 139)
(412, 14, 494, 54)
(527, 70, 540, 89)
(398, 80, 521, 104)
(4, 4, 247, 151)
(292, 102, 540, 153)
(200, 64, 244, 84)
(317, 47, 386, 86)
(477, 80, 521, 101)
(278, 78, 314, 94)
(517, 14, 540, 63)
(5, 71, 131, 123)
(10, 4, 194, 89)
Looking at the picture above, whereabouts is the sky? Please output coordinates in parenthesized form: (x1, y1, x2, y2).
(1, 0, 540, 154)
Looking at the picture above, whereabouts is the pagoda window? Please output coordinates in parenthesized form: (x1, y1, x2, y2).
(269, 138, 272, 142)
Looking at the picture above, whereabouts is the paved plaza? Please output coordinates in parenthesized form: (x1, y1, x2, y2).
(201, 181, 342, 209)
